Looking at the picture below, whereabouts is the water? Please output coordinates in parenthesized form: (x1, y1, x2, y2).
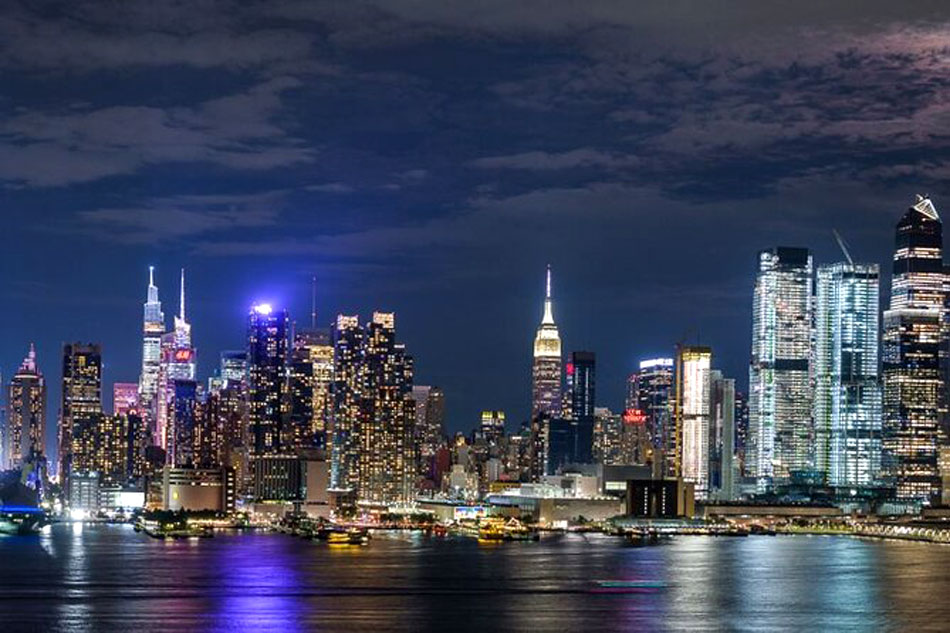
(1, 524, 949, 632)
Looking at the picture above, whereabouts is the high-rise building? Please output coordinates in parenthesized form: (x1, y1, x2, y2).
(569, 351, 596, 464)
(675, 345, 712, 500)
(289, 326, 333, 450)
(629, 358, 674, 475)
(709, 371, 736, 501)
(170, 380, 200, 468)
(883, 195, 944, 503)
(247, 304, 290, 457)
(749, 247, 814, 491)
(220, 351, 248, 385)
(113, 382, 139, 418)
(815, 260, 882, 488)
(60, 343, 102, 485)
(361, 312, 416, 504)
(734, 390, 750, 477)
(411, 386, 445, 478)
(155, 269, 197, 451)
(532, 266, 562, 419)
(480, 410, 506, 445)
(329, 313, 416, 503)
(139, 266, 164, 429)
(330, 314, 365, 494)
(5, 345, 46, 469)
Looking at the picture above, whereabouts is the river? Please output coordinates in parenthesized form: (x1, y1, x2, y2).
(1, 523, 948, 632)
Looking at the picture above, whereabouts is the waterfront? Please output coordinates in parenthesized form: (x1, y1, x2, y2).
(2, 525, 950, 631)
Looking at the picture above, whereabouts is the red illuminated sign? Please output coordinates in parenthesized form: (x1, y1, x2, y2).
(623, 408, 647, 424)
(174, 349, 193, 362)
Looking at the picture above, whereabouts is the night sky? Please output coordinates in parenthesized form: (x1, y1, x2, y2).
(4, 2, 950, 460)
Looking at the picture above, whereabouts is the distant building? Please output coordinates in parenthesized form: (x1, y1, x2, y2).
(412, 386, 445, 479)
(629, 358, 674, 475)
(289, 326, 334, 450)
(5, 345, 46, 469)
(675, 345, 712, 500)
(815, 260, 882, 488)
(532, 266, 562, 419)
(749, 247, 813, 491)
(480, 410, 506, 445)
(709, 371, 736, 501)
(60, 342, 103, 487)
(113, 382, 139, 418)
(569, 351, 596, 465)
(883, 195, 944, 503)
(138, 267, 164, 436)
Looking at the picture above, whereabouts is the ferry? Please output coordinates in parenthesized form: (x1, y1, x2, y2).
(477, 518, 539, 542)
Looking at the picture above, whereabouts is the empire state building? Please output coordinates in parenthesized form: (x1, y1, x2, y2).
(532, 265, 562, 418)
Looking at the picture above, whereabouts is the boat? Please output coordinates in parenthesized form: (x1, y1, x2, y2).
(477, 518, 539, 542)
(327, 527, 369, 545)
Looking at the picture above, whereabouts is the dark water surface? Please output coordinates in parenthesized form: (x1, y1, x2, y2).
(1, 524, 949, 632)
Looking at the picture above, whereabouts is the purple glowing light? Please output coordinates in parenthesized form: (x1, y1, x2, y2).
(253, 303, 273, 315)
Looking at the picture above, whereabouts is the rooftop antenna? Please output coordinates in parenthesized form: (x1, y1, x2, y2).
(310, 274, 317, 329)
(832, 229, 854, 266)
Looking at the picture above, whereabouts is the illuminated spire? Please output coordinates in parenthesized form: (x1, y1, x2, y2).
(912, 194, 940, 221)
(541, 264, 555, 325)
(19, 343, 37, 373)
(179, 267, 186, 321)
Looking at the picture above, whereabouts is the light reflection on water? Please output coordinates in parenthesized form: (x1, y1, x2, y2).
(1, 525, 950, 632)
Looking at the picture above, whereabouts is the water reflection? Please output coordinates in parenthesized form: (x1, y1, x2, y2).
(4, 526, 950, 632)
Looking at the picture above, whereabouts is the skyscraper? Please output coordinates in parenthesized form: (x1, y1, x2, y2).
(139, 267, 164, 428)
(412, 385, 445, 479)
(5, 345, 46, 469)
(569, 351, 596, 464)
(675, 345, 712, 499)
(155, 269, 196, 452)
(815, 260, 882, 488)
(330, 314, 365, 494)
(883, 195, 944, 503)
(749, 247, 814, 491)
(629, 358, 674, 475)
(60, 343, 103, 485)
(532, 266, 562, 419)
(362, 312, 416, 504)
(709, 371, 736, 501)
(289, 326, 333, 450)
(247, 304, 290, 457)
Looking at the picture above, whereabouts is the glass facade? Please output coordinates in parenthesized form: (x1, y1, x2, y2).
(749, 247, 813, 491)
(675, 345, 712, 499)
(883, 196, 944, 503)
(814, 262, 881, 488)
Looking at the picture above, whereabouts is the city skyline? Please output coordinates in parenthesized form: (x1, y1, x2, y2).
(7, 2, 950, 460)
(3, 210, 945, 467)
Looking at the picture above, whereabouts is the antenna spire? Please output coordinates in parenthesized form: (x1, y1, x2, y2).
(311, 275, 317, 329)
(149, 265, 155, 287)
(179, 267, 186, 320)
(545, 264, 552, 299)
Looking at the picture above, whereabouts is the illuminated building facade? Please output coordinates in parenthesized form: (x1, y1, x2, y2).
(412, 385, 446, 479)
(709, 371, 736, 501)
(362, 312, 416, 504)
(5, 345, 46, 469)
(629, 358, 674, 475)
(815, 261, 882, 488)
(593, 408, 623, 465)
(138, 266, 164, 429)
(289, 327, 333, 450)
(113, 382, 139, 418)
(532, 266, 562, 419)
(749, 247, 814, 491)
(569, 351, 596, 464)
(480, 410, 506, 446)
(155, 270, 197, 452)
(60, 342, 103, 486)
(330, 314, 365, 494)
(675, 345, 712, 500)
(247, 304, 290, 457)
(883, 195, 944, 503)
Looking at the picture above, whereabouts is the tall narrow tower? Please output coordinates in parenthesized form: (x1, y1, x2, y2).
(883, 195, 944, 504)
(748, 247, 813, 492)
(139, 266, 165, 421)
(532, 265, 562, 419)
